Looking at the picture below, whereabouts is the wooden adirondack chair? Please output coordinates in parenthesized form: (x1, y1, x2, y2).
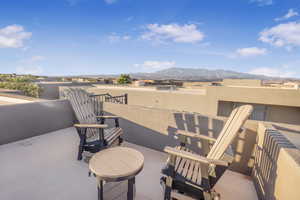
(161, 105, 253, 200)
(61, 88, 123, 160)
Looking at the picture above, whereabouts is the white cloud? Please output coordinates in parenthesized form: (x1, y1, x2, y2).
(107, 33, 131, 43)
(134, 61, 176, 70)
(20, 56, 45, 64)
(16, 66, 43, 75)
(67, 0, 117, 5)
(29, 56, 45, 62)
(249, 67, 295, 77)
(141, 23, 205, 44)
(66, 0, 81, 5)
(275, 9, 299, 21)
(107, 34, 121, 43)
(236, 47, 268, 57)
(122, 35, 131, 40)
(125, 16, 134, 22)
(104, 0, 117, 4)
(0, 25, 32, 48)
(259, 22, 300, 48)
(250, 0, 273, 6)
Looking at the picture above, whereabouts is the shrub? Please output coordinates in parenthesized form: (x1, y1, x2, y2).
(117, 74, 132, 84)
(0, 75, 41, 97)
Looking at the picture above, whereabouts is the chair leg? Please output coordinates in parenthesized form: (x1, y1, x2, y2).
(164, 187, 171, 200)
(77, 136, 85, 160)
(118, 136, 123, 145)
(203, 191, 212, 200)
(77, 143, 84, 160)
(76, 128, 86, 161)
(164, 176, 172, 200)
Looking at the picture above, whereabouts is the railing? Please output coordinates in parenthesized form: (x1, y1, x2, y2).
(90, 93, 127, 116)
(90, 93, 128, 104)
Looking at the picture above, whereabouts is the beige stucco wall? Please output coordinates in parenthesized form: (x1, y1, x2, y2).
(88, 86, 216, 115)
(102, 102, 258, 175)
(222, 79, 262, 87)
(102, 102, 300, 198)
(87, 85, 300, 126)
(266, 105, 300, 124)
(208, 86, 300, 107)
(253, 123, 300, 200)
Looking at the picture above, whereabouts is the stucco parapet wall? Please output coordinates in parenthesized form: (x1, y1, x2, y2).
(254, 122, 300, 200)
(91, 85, 207, 95)
(0, 99, 76, 145)
(0, 93, 39, 101)
(207, 85, 300, 107)
(257, 122, 300, 158)
(102, 102, 257, 130)
(102, 102, 258, 175)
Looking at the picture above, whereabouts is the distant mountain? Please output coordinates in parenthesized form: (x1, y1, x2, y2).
(76, 67, 295, 81)
(130, 67, 267, 81)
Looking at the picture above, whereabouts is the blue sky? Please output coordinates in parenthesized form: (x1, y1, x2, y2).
(1, 0, 300, 77)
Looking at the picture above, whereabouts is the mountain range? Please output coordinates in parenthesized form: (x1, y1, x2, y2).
(75, 67, 294, 81)
(129, 67, 268, 81)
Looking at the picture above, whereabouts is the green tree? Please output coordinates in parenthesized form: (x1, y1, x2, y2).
(117, 74, 132, 84)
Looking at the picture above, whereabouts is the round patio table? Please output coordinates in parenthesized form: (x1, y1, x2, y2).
(89, 147, 144, 200)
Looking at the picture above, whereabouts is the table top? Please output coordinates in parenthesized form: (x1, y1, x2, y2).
(89, 147, 144, 180)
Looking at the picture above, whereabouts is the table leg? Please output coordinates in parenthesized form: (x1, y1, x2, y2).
(127, 177, 135, 200)
(97, 180, 103, 200)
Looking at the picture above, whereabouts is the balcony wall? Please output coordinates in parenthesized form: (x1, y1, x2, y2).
(1, 99, 300, 199)
(87, 86, 216, 115)
(0, 100, 76, 145)
(88, 86, 300, 125)
(38, 82, 93, 100)
(102, 102, 258, 175)
(252, 123, 300, 200)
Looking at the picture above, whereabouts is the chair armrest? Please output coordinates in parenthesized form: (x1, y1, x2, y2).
(96, 115, 120, 127)
(74, 124, 108, 129)
(96, 115, 119, 119)
(164, 146, 228, 166)
(176, 130, 217, 142)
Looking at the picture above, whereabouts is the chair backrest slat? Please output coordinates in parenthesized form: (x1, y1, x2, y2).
(61, 88, 97, 124)
(207, 105, 253, 160)
(61, 88, 99, 139)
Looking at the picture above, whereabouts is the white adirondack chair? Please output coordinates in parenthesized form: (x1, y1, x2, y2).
(162, 105, 253, 200)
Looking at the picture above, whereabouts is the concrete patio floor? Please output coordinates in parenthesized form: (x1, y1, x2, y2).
(0, 127, 257, 200)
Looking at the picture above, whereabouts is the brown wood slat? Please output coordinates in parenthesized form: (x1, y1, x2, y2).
(181, 159, 191, 178)
(176, 157, 187, 174)
(171, 191, 196, 200)
(196, 163, 202, 185)
(213, 105, 252, 160)
(164, 104, 253, 196)
(212, 107, 245, 159)
(180, 146, 193, 178)
(62, 88, 123, 141)
(172, 146, 202, 184)
(207, 105, 253, 160)
(192, 162, 200, 183)
(186, 160, 195, 180)
(105, 128, 123, 145)
(175, 155, 182, 169)
(175, 146, 185, 171)
(207, 107, 239, 159)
